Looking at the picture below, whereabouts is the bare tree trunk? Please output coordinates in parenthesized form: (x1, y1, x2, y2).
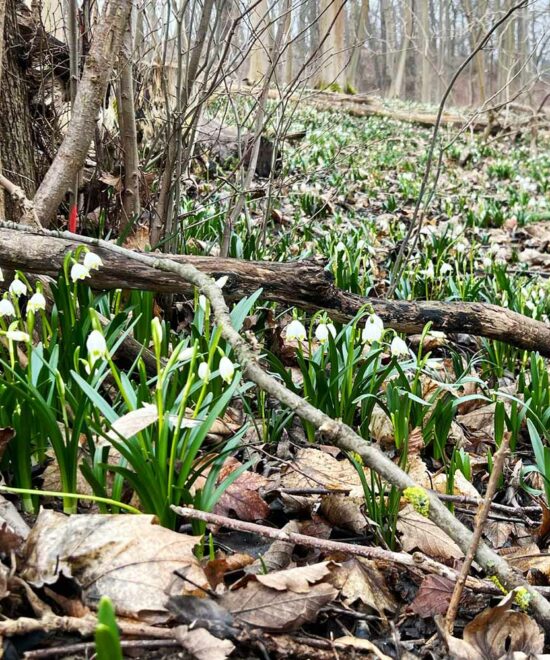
(33, 0, 133, 226)
(118, 8, 141, 230)
(247, 0, 271, 83)
(0, 0, 6, 217)
(0, 0, 37, 222)
(419, 0, 431, 103)
(390, 0, 413, 98)
(346, 0, 369, 91)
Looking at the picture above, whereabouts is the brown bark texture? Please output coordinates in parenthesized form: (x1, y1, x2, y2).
(33, 0, 132, 226)
(0, 0, 37, 220)
(1, 225, 549, 357)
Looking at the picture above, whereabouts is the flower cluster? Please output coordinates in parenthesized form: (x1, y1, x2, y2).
(70, 251, 103, 283)
(403, 486, 430, 517)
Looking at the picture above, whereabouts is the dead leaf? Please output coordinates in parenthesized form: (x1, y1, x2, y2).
(441, 591, 544, 660)
(409, 574, 455, 617)
(319, 493, 368, 534)
(280, 448, 365, 495)
(0, 494, 30, 552)
(175, 626, 235, 660)
(328, 558, 397, 615)
(369, 405, 394, 446)
(397, 505, 463, 562)
(255, 561, 334, 593)
(221, 580, 337, 631)
(334, 636, 393, 660)
(204, 553, 255, 588)
(21, 510, 209, 623)
(0, 428, 15, 461)
(212, 457, 270, 522)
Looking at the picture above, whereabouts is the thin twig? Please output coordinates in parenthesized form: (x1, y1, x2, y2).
(445, 434, 511, 633)
(25, 639, 180, 659)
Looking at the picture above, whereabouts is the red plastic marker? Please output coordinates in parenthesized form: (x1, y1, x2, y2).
(68, 204, 78, 233)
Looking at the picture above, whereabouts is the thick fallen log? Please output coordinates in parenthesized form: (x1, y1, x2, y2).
(1, 223, 550, 357)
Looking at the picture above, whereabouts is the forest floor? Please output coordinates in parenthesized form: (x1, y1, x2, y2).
(0, 99, 550, 658)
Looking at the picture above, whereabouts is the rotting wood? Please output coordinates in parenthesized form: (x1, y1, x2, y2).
(1, 222, 550, 357)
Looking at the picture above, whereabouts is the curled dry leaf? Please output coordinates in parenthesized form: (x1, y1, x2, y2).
(254, 561, 335, 593)
(334, 636, 393, 660)
(21, 510, 209, 623)
(328, 558, 397, 615)
(221, 580, 337, 632)
(369, 404, 394, 446)
(319, 493, 369, 534)
(212, 457, 270, 522)
(204, 552, 255, 588)
(397, 505, 463, 562)
(175, 626, 235, 660)
(409, 574, 455, 617)
(441, 591, 545, 660)
(280, 447, 366, 495)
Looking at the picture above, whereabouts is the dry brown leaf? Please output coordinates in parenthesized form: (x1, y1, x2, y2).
(255, 561, 334, 593)
(280, 448, 365, 495)
(432, 471, 481, 501)
(221, 580, 337, 631)
(246, 520, 301, 576)
(501, 543, 550, 578)
(484, 521, 516, 549)
(334, 636, 393, 660)
(441, 591, 544, 660)
(204, 553, 255, 588)
(175, 626, 235, 660)
(213, 457, 270, 521)
(369, 404, 394, 446)
(319, 493, 368, 534)
(397, 505, 463, 561)
(409, 574, 454, 617)
(0, 493, 30, 552)
(21, 510, 209, 623)
(328, 558, 397, 615)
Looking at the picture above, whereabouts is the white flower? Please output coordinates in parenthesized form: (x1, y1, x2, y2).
(315, 323, 336, 343)
(70, 264, 90, 282)
(199, 295, 208, 312)
(151, 317, 163, 347)
(6, 328, 30, 343)
(0, 268, 3, 282)
(178, 346, 196, 363)
(9, 279, 27, 297)
(335, 241, 346, 252)
(83, 252, 103, 271)
(482, 257, 493, 269)
(420, 262, 435, 279)
(362, 314, 384, 343)
(219, 356, 235, 383)
(440, 262, 453, 275)
(27, 292, 46, 313)
(0, 299, 15, 317)
(390, 336, 409, 358)
(198, 362, 210, 381)
(215, 276, 228, 289)
(455, 241, 467, 254)
(286, 320, 307, 342)
(86, 330, 107, 365)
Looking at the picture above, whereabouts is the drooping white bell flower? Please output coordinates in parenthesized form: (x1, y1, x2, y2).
(219, 356, 235, 384)
(0, 299, 15, 317)
(83, 252, 103, 271)
(390, 336, 409, 358)
(9, 278, 27, 297)
(6, 328, 30, 342)
(70, 264, 90, 282)
(286, 319, 307, 342)
(151, 317, 163, 347)
(0, 267, 4, 282)
(362, 314, 384, 343)
(86, 330, 107, 365)
(315, 323, 336, 343)
(27, 292, 46, 313)
(198, 362, 210, 382)
(215, 276, 228, 289)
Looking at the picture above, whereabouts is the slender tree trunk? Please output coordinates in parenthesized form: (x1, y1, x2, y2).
(390, 0, 413, 98)
(33, 0, 133, 226)
(346, 0, 369, 91)
(118, 9, 141, 230)
(0, 0, 6, 217)
(247, 0, 271, 83)
(419, 0, 430, 103)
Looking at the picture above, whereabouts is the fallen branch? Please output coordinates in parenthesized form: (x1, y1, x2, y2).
(3, 223, 548, 630)
(2, 222, 550, 357)
(172, 505, 496, 594)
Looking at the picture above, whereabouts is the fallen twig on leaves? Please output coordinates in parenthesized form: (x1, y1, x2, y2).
(2, 222, 550, 356)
